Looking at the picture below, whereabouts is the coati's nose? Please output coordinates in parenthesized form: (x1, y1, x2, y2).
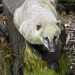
(43, 37, 55, 52)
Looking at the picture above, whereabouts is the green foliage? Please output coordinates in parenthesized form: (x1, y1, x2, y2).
(24, 44, 58, 75)
(0, 44, 70, 75)
(24, 44, 70, 75)
(58, 54, 70, 75)
(0, 47, 12, 75)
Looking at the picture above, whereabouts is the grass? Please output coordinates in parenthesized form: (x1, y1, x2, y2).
(24, 44, 70, 75)
(0, 43, 70, 75)
(0, 46, 12, 75)
(58, 53, 70, 75)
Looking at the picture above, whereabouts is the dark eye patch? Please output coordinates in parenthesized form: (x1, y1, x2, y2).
(53, 36, 57, 41)
(36, 25, 41, 30)
(56, 22, 60, 26)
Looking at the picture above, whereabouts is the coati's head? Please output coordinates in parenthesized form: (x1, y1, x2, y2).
(14, 0, 64, 52)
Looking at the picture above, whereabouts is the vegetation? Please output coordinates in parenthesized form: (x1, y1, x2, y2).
(0, 47, 12, 75)
(24, 44, 70, 75)
(0, 39, 70, 75)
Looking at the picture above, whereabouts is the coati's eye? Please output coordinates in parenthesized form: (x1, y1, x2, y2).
(56, 22, 60, 26)
(53, 36, 57, 41)
(36, 25, 42, 30)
